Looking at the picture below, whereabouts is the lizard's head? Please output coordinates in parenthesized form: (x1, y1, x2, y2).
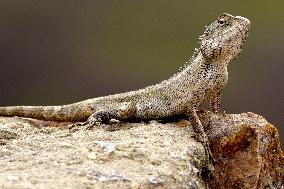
(200, 13, 250, 63)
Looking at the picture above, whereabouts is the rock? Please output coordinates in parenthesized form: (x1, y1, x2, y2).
(199, 111, 284, 189)
(6, 175, 20, 181)
(0, 111, 283, 189)
(0, 117, 207, 189)
(0, 127, 18, 145)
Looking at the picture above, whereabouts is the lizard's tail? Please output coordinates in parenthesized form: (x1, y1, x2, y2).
(0, 99, 94, 122)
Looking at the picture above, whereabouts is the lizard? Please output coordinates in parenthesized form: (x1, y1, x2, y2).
(0, 13, 250, 176)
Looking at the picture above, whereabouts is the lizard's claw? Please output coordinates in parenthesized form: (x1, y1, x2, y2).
(68, 116, 102, 132)
(84, 117, 102, 130)
(194, 132, 215, 178)
(68, 122, 81, 132)
(201, 144, 215, 180)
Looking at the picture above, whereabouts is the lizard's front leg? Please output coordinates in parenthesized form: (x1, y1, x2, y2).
(210, 92, 221, 113)
(187, 107, 214, 176)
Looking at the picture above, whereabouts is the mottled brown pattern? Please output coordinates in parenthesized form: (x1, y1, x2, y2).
(0, 13, 250, 176)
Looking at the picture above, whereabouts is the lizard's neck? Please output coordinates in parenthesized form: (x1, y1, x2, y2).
(159, 51, 229, 90)
(165, 52, 229, 93)
(180, 52, 229, 78)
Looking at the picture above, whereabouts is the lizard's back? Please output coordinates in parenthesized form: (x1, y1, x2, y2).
(0, 13, 250, 123)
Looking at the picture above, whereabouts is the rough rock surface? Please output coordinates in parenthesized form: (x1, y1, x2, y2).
(0, 111, 283, 189)
(0, 117, 207, 189)
(200, 111, 284, 189)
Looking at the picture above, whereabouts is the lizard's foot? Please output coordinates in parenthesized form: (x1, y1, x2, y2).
(68, 114, 103, 132)
(201, 162, 214, 181)
(83, 116, 103, 130)
(109, 118, 120, 124)
(195, 133, 215, 163)
(194, 133, 215, 179)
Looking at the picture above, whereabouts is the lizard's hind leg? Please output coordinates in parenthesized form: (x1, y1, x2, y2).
(69, 102, 136, 130)
(68, 110, 121, 131)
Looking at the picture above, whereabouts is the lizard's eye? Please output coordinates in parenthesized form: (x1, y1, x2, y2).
(218, 18, 226, 26)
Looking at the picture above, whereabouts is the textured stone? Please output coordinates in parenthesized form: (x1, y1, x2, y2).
(0, 117, 207, 189)
(198, 111, 284, 189)
(0, 111, 283, 189)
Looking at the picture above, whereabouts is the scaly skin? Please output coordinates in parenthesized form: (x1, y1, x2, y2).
(0, 13, 250, 175)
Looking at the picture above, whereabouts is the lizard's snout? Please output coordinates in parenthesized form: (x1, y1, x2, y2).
(236, 16, 251, 30)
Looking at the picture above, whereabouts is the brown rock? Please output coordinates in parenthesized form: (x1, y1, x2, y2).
(198, 111, 284, 189)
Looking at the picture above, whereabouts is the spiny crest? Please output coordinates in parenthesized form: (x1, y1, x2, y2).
(166, 47, 200, 82)
(175, 23, 211, 74)
(177, 47, 200, 73)
(175, 24, 208, 75)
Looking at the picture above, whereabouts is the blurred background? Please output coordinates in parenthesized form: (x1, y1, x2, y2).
(0, 1, 283, 148)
